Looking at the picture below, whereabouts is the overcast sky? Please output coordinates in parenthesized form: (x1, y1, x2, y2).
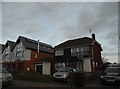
(1, 2, 119, 63)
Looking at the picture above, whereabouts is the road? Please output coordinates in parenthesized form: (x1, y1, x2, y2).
(2, 79, 119, 88)
(2, 79, 70, 88)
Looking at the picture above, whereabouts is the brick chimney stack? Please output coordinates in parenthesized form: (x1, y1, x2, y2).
(92, 33, 95, 40)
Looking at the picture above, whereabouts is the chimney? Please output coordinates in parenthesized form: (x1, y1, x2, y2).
(38, 40, 39, 53)
(92, 33, 95, 40)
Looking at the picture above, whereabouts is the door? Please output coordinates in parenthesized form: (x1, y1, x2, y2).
(35, 64, 43, 74)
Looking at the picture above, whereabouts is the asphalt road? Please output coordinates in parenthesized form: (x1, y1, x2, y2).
(2, 79, 70, 88)
(2, 79, 119, 88)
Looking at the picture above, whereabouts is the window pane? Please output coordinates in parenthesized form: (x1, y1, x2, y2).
(55, 63, 65, 70)
(55, 50, 63, 56)
(71, 48, 78, 56)
(83, 46, 89, 51)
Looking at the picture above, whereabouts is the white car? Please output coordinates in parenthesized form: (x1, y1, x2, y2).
(53, 67, 76, 82)
(0, 67, 13, 85)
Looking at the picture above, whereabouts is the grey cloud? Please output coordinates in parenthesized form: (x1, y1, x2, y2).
(79, 2, 117, 33)
(105, 30, 118, 45)
(56, 2, 118, 41)
(3, 2, 68, 27)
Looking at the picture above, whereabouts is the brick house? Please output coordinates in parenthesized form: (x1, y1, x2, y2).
(2, 36, 53, 75)
(54, 33, 103, 72)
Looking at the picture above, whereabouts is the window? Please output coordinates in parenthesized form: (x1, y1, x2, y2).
(71, 48, 77, 53)
(83, 46, 89, 51)
(55, 63, 65, 70)
(82, 47, 89, 57)
(55, 50, 63, 56)
(5, 54, 9, 62)
(5, 46, 10, 54)
(16, 52, 22, 61)
(17, 42, 22, 52)
(71, 48, 78, 56)
(71, 46, 89, 58)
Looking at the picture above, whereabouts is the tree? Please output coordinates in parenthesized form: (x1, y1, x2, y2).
(101, 57, 111, 71)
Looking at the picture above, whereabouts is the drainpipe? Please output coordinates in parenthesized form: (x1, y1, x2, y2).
(91, 40, 95, 72)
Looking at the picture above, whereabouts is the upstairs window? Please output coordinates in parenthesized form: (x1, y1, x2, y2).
(83, 46, 89, 51)
(17, 42, 22, 52)
(71, 48, 78, 56)
(5, 46, 10, 54)
(55, 50, 63, 56)
(5, 54, 9, 61)
(71, 46, 90, 57)
(16, 52, 22, 61)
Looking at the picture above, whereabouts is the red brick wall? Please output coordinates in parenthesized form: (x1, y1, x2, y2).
(3, 50, 54, 74)
(91, 43, 102, 71)
(24, 50, 54, 73)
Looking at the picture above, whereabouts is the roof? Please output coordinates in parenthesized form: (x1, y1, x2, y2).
(2, 40, 16, 52)
(54, 37, 102, 50)
(0, 44, 5, 51)
(16, 36, 53, 53)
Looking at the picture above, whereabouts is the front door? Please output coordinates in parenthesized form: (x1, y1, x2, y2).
(35, 64, 43, 74)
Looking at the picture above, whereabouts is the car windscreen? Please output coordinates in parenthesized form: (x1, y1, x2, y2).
(59, 68, 74, 72)
(0, 68, 8, 73)
(104, 67, 120, 73)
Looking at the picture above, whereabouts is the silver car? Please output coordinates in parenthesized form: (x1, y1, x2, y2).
(53, 67, 76, 82)
(0, 67, 13, 85)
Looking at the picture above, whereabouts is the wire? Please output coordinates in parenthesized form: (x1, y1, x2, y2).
(3, 2, 72, 27)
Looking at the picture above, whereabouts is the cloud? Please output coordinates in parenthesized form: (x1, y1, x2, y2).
(2, 2, 118, 62)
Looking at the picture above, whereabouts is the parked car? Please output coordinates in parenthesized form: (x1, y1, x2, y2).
(100, 66, 120, 85)
(0, 67, 13, 85)
(53, 67, 76, 82)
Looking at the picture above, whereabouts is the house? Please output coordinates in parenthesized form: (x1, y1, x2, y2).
(54, 33, 103, 72)
(2, 36, 54, 75)
(2, 41, 15, 63)
(0, 44, 5, 64)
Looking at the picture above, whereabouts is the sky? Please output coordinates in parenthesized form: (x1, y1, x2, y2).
(1, 1, 119, 63)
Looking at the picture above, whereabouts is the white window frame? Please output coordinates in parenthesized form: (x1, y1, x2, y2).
(55, 50, 63, 56)
(17, 42, 22, 52)
(16, 52, 22, 60)
(5, 46, 10, 54)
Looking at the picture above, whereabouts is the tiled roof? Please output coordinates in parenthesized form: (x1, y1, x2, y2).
(54, 37, 102, 50)
(2, 40, 16, 52)
(0, 44, 5, 51)
(16, 36, 53, 53)
(8, 41, 16, 51)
